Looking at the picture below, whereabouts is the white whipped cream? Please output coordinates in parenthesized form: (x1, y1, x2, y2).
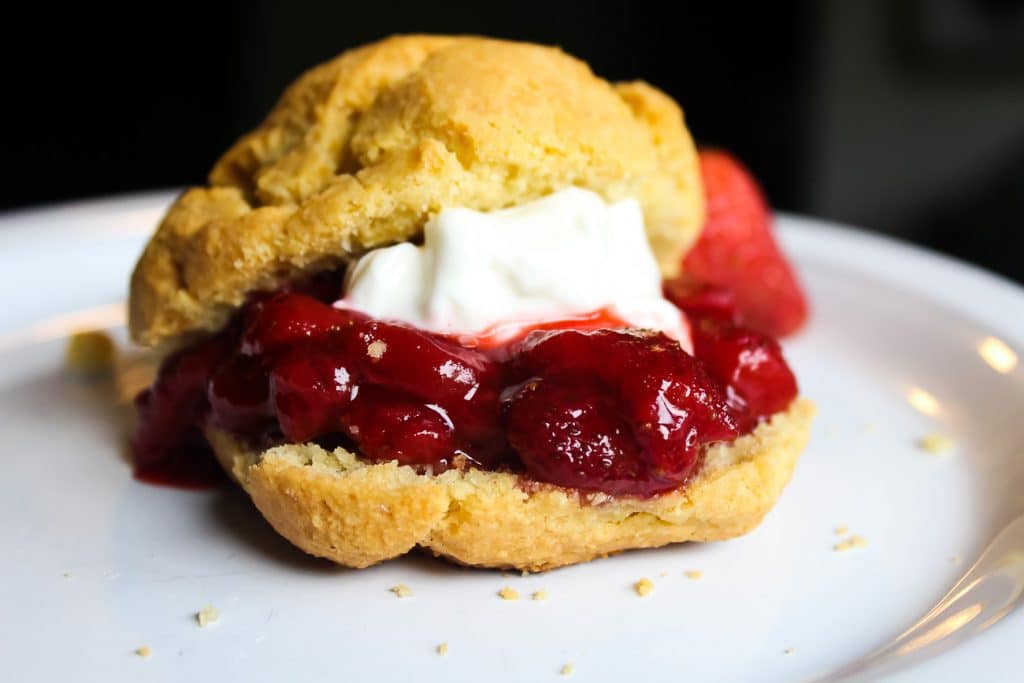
(336, 188, 689, 348)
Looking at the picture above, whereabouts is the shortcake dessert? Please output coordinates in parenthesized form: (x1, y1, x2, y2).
(128, 35, 813, 570)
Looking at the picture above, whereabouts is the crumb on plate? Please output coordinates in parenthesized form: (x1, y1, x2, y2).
(135, 646, 151, 658)
(437, 642, 449, 656)
(196, 605, 219, 627)
(390, 584, 413, 598)
(684, 570, 702, 580)
(634, 578, 654, 596)
(784, 648, 795, 655)
(834, 525, 849, 536)
(917, 432, 956, 455)
(834, 535, 869, 552)
(65, 330, 115, 375)
(532, 589, 549, 601)
(499, 586, 520, 601)
(560, 663, 574, 676)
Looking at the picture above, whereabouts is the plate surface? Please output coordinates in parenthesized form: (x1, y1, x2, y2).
(1, 193, 1022, 682)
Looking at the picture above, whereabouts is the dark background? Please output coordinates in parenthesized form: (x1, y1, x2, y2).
(4, 0, 1024, 283)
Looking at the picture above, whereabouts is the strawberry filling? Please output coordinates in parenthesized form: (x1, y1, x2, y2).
(132, 275, 797, 498)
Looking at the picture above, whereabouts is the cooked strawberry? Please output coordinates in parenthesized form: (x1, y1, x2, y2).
(662, 278, 739, 325)
(681, 149, 808, 337)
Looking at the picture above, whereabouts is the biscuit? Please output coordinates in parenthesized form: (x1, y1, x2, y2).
(129, 35, 704, 346)
(205, 398, 814, 570)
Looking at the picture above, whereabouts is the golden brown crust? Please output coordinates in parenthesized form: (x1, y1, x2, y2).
(206, 398, 814, 571)
(130, 35, 704, 346)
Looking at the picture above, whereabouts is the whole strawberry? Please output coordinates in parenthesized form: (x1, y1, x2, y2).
(675, 149, 808, 337)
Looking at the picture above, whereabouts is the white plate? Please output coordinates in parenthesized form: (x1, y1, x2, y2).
(1, 193, 1022, 682)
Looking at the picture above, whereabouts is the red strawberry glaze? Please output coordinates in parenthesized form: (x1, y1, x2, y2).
(662, 278, 739, 326)
(506, 329, 737, 495)
(132, 335, 232, 488)
(690, 319, 798, 433)
(132, 286, 797, 497)
(459, 307, 638, 353)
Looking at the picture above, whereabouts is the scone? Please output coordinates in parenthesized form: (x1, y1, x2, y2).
(128, 35, 814, 571)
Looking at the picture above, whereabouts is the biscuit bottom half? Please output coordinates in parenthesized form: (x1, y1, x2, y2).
(206, 398, 814, 571)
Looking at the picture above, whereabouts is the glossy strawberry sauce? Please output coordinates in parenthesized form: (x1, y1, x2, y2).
(133, 277, 797, 498)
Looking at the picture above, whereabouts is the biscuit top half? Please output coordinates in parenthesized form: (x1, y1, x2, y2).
(129, 35, 705, 347)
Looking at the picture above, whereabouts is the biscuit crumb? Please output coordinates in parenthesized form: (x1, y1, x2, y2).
(63, 571, 71, 578)
(366, 340, 387, 359)
(521, 569, 530, 577)
(437, 642, 449, 656)
(784, 648, 795, 655)
(65, 330, 115, 375)
(532, 589, 549, 601)
(684, 570, 702, 580)
(135, 646, 152, 658)
(834, 525, 849, 536)
(634, 578, 654, 596)
(390, 584, 414, 598)
(560, 663, 574, 676)
(499, 586, 520, 601)
(917, 432, 956, 455)
(196, 605, 219, 627)
(834, 535, 869, 552)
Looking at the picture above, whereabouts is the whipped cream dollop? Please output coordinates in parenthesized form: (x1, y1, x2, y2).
(336, 188, 690, 348)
